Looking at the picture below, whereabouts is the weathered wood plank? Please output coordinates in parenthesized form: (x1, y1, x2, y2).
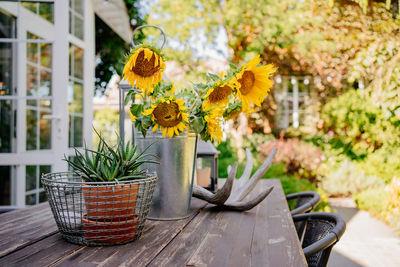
(148, 179, 307, 267)
(0, 234, 81, 267)
(53, 198, 207, 267)
(0, 203, 47, 223)
(0, 202, 58, 258)
(250, 179, 307, 267)
(0, 180, 306, 267)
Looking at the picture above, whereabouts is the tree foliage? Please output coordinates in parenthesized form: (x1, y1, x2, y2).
(149, 0, 400, 133)
(95, 0, 145, 94)
(149, 0, 399, 81)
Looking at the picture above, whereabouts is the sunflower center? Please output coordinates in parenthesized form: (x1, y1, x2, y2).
(238, 71, 255, 95)
(208, 85, 231, 103)
(153, 102, 182, 127)
(131, 50, 161, 77)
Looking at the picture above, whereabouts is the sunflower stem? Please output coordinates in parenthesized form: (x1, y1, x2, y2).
(188, 97, 200, 114)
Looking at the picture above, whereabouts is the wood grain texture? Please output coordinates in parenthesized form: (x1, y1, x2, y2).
(0, 234, 81, 267)
(250, 180, 307, 267)
(0, 180, 306, 267)
(0, 202, 58, 258)
(149, 179, 307, 267)
(53, 198, 207, 267)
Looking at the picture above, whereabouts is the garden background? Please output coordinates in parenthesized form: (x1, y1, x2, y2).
(94, 0, 400, 234)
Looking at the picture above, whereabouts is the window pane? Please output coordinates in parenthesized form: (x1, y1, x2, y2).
(22, 2, 54, 23)
(38, 3, 54, 23)
(40, 110, 51, 149)
(40, 43, 52, 68)
(74, 45, 84, 79)
(73, 0, 84, 15)
(73, 15, 84, 40)
(27, 42, 38, 64)
(0, 100, 16, 153)
(68, 115, 83, 147)
(26, 65, 38, 96)
(0, 10, 16, 38)
(39, 70, 51, 96)
(69, 10, 73, 40)
(68, 115, 72, 147)
(73, 116, 83, 147)
(26, 165, 36, 191)
(0, 166, 12, 205)
(25, 193, 37, 206)
(39, 165, 51, 187)
(39, 191, 47, 203)
(27, 99, 36, 107)
(40, 99, 51, 109)
(21, 2, 37, 14)
(70, 45, 84, 79)
(68, 82, 83, 113)
(0, 43, 15, 95)
(26, 108, 37, 150)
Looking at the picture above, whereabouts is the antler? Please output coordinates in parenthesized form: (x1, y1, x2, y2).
(193, 147, 278, 211)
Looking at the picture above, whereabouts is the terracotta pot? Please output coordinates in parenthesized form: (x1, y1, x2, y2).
(82, 184, 139, 220)
(82, 214, 139, 243)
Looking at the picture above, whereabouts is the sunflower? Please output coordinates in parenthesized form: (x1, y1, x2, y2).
(202, 73, 236, 110)
(123, 46, 166, 95)
(234, 55, 277, 111)
(204, 106, 224, 143)
(143, 96, 189, 138)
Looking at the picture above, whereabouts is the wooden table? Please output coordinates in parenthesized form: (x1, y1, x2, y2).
(0, 179, 307, 266)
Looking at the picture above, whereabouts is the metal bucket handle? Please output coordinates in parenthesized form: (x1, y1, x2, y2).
(132, 25, 166, 50)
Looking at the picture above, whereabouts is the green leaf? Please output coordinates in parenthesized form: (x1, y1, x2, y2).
(190, 116, 205, 134)
(130, 103, 143, 116)
(207, 72, 220, 82)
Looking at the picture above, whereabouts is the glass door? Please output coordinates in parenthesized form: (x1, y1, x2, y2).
(0, 1, 62, 207)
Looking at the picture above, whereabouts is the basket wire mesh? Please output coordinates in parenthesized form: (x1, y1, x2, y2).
(42, 172, 157, 246)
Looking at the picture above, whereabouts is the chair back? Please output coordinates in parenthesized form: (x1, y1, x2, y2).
(292, 212, 346, 267)
(286, 191, 321, 215)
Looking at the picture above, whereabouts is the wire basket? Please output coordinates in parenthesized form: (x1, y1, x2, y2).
(41, 172, 157, 246)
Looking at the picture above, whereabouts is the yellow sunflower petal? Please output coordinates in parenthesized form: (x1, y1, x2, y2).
(129, 111, 136, 123)
(144, 48, 153, 61)
(154, 54, 159, 67)
(152, 124, 159, 132)
(246, 55, 261, 69)
(167, 127, 174, 138)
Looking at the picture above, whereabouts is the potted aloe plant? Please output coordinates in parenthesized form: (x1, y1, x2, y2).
(64, 130, 158, 243)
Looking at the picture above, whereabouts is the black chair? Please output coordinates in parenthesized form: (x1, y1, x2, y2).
(292, 212, 346, 267)
(286, 191, 321, 215)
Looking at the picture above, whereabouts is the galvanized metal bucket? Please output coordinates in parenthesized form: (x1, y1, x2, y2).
(134, 130, 198, 220)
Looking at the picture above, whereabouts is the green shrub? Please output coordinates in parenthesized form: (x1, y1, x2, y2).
(357, 145, 400, 184)
(320, 159, 385, 197)
(321, 89, 397, 160)
(354, 186, 386, 216)
(217, 140, 239, 178)
(354, 178, 400, 235)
